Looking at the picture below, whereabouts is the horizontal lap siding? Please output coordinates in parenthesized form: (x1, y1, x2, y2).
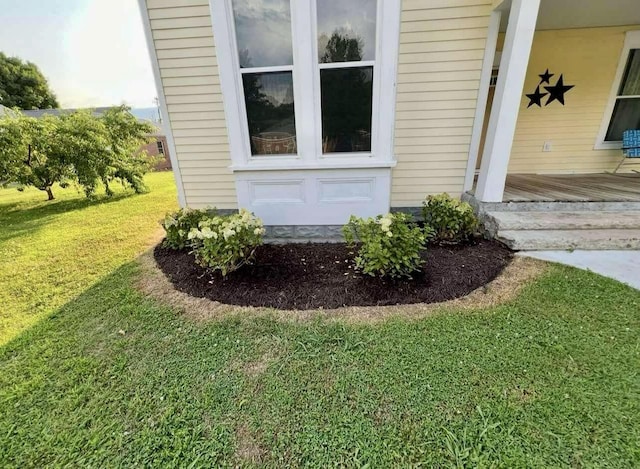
(392, 1, 492, 206)
(145, 0, 237, 209)
(508, 26, 640, 174)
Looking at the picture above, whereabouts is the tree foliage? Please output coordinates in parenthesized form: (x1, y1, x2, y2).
(0, 106, 156, 200)
(0, 52, 59, 109)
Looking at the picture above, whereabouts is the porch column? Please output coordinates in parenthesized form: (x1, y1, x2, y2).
(475, 0, 540, 202)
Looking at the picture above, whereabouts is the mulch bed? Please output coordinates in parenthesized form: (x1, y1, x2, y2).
(153, 239, 513, 310)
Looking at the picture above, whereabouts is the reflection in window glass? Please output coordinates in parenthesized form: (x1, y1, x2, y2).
(242, 72, 297, 155)
(320, 67, 373, 153)
(232, 0, 293, 68)
(620, 49, 640, 96)
(606, 98, 640, 142)
(317, 0, 377, 63)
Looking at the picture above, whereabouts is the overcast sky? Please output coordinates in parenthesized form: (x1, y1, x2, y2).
(0, 0, 156, 109)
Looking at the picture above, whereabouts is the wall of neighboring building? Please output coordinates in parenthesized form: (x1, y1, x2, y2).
(508, 25, 640, 174)
(141, 136, 172, 171)
(145, 0, 237, 209)
(390, 0, 493, 208)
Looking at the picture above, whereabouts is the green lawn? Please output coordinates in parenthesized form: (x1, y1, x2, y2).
(0, 172, 179, 345)
(1, 174, 639, 467)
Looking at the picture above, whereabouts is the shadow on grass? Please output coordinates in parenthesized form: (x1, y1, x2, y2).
(0, 190, 140, 244)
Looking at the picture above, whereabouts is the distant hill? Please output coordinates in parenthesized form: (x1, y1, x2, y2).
(130, 107, 161, 122)
(20, 106, 162, 124)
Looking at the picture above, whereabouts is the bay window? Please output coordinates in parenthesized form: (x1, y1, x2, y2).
(211, 0, 400, 169)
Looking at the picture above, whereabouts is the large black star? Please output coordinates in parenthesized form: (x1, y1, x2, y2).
(539, 69, 554, 84)
(526, 85, 548, 108)
(544, 75, 574, 106)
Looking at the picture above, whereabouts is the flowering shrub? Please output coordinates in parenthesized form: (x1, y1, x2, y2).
(188, 209, 265, 276)
(422, 193, 478, 244)
(342, 213, 428, 279)
(161, 207, 214, 249)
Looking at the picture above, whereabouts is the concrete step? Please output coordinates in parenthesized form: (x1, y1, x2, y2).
(486, 211, 640, 231)
(497, 229, 640, 251)
(461, 193, 640, 213)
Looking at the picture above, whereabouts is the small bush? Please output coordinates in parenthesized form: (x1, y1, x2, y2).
(188, 209, 265, 276)
(422, 193, 478, 244)
(343, 213, 428, 279)
(161, 207, 214, 249)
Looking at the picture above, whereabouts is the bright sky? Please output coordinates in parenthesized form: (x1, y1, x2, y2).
(0, 0, 156, 109)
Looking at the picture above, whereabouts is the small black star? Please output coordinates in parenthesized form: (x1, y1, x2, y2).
(526, 85, 548, 108)
(539, 69, 554, 84)
(544, 75, 574, 106)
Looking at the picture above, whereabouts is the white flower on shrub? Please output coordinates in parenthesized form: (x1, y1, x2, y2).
(185, 209, 265, 276)
(164, 215, 177, 228)
(378, 214, 393, 233)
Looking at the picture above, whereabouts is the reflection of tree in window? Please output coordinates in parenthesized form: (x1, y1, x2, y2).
(242, 72, 297, 155)
(238, 49, 253, 68)
(320, 32, 372, 153)
(319, 31, 363, 63)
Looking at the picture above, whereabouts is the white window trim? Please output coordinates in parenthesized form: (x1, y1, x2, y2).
(209, 0, 401, 172)
(595, 30, 640, 150)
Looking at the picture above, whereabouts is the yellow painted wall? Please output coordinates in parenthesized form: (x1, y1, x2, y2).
(146, 0, 496, 209)
(508, 26, 640, 174)
(391, 0, 493, 207)
(145, 0, 238, 209)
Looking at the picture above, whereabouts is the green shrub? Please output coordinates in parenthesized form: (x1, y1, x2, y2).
(422, 193, 478, 244)
(187, 209, 265, 276)
(342, 213, 428, 279)
(161, 207, 214, 249)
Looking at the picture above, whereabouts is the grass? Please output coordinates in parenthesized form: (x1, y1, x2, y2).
(1, 174, 639, 467)
(0, 172, 178, 345)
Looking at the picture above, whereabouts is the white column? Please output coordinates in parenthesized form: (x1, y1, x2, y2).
(464, 10, 502, 192)
(475, 0, 540, 202)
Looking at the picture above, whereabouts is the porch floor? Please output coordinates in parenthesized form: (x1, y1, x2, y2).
(501, 173, 640, 202)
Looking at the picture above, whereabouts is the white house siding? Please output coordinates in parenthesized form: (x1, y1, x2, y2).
(145, 0, 237, 209)
(391, 0, 493, 207)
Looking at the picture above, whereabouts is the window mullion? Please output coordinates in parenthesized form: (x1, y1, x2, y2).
(290, 0, 318, 162)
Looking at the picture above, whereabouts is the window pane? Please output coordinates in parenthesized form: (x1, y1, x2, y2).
(242, 72, 297, 156)
(620, 49, 640, 96)
(321, 67, 373, 153)
(605, 98, 640, 141)
(232, 0, 293, 68)
(317, 0, 377, 63)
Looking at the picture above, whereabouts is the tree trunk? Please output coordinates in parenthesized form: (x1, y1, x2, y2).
(45, 187, 55, 200)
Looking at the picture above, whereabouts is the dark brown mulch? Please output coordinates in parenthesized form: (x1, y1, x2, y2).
(153, 239, 513, 310)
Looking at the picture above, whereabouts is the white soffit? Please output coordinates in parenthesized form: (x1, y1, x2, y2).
(500, 0, 640, 31)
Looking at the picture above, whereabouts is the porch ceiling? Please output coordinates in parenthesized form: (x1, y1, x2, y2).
(499, 0, 640, 32)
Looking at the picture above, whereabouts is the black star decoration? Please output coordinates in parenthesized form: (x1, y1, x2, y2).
(526, 85, 548, 108)
(539, 69, 554, 84)
(544, 75, 574, 106)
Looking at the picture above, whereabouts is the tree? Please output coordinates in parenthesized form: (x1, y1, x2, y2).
(70, 107, 156, 197)
(0, 114, 73, 200)
(0, 106, 156, 200)
(0, 52, 59, 110)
